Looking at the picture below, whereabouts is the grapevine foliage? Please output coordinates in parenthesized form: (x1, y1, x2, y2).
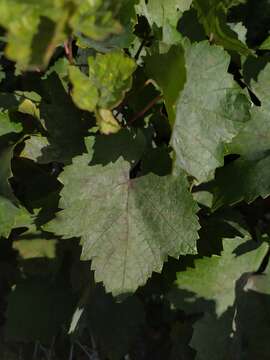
(0, 0, 270, 359)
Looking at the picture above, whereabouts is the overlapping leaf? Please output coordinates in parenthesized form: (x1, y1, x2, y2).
(229, 63, 270, 157)
(69, 50, 136, 111)
(69, 50, 135, 133)
(212, 64, 270, 209)
(171, 41, 250, 183)
(212, 155, 270, 210)
(146, 45, 186, 123)
(193, 0, 250, 55)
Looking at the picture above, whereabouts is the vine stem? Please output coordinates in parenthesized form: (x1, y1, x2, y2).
(64, 38, 74, 64)
(127, 94, 162, 126)
(68, 342, 74, 360)
(134, 39, 146, 60)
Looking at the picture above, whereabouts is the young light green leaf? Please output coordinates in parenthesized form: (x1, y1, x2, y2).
(69, 0, 123, 41)
(0, 0, 68, 70)
(69, 66, 99, 112)
(171, 41, 250, 183)
(45, 156, 199, 296)
(0, 0, 125, 70)
(69, 50, 136, 112)
(95, 108, 121, 135)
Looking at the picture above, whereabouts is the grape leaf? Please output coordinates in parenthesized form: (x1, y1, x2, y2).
(69, 50, 136, 112)
(169, 237, 268, 316)
(21, 136, 50, 163)
(191, 258, 270, 360)
(212, 154, 270, 210)
(13, 231, 57, 260)
(229, 63, 270, 157)
(260, 35, 270, 50)
(90, 128, 146, 165)
(87, 285, 145, 360)
(0, 197, 32, 238)
(136, 0, 192, 28)
(37, 72, 89, 164)
(46, 155, 199, 296)
(190, 310, 235, 360)
(0, 0, 68, 70)
(211, 65, 270, 208)
(5, 277, 75, 344)
(231, 262, 270, 358)
(171, 41, 250, 183)
(69, 0, 122, 41)
(0, 145, 32, 237)
(0, 0, 124, 70)
(146, 45, 186, 123)
(0, 112, 22, 137)
(193, 0, 250, 55)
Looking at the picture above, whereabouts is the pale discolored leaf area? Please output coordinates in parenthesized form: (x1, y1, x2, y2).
(46, 155, 200, 296)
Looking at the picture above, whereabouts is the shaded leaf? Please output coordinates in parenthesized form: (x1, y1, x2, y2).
(5, 278, 75, 344)
(229, 63, 270, 157)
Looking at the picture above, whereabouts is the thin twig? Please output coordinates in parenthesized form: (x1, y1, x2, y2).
(32, 341, 39, 360)
(134, 39, 146, 60)
(64, 38, 74, 64)
(69, 342, 74, 360)
(48, 336, 55, 360)
(76, 340, 93, 359)
(127, 94, 162, 126)
(39, 344, 50, 360)
(115, 79, 155, 117)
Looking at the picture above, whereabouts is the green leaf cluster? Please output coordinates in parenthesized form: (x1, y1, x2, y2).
(0, 0, 270, 359)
